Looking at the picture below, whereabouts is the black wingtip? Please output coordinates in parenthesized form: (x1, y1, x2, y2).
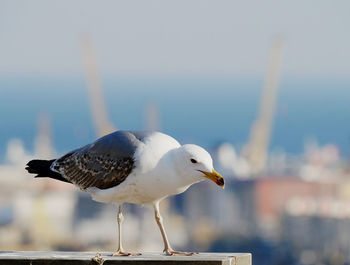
(25, 159, 53, 175)
(25, 165, 38, 174)
(26, 159, 72, 184)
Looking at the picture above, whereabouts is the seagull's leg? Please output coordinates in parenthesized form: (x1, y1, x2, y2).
(153, 201, 196, 256)
(112, 204, 135, 256)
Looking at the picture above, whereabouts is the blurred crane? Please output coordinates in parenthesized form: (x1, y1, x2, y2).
(34, 114, 56, 159)
(243, 37, 285, 175)
(145, 103, 160, 132)
(80, 34, 116, 137)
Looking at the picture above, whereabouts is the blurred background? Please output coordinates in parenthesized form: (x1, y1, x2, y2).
(1, 0, 350, 264)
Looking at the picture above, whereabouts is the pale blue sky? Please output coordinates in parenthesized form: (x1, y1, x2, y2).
(1, 0, 349, 76)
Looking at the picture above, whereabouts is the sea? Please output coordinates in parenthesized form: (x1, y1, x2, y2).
(0, 74, 349, 161)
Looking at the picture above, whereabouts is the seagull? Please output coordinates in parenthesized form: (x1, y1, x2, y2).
(26, 130, 224, 256)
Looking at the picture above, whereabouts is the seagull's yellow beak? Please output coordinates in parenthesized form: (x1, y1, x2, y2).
(198, 169, 225, 188)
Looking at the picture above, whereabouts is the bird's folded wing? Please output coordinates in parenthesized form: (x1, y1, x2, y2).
(51, 131, 146, 190)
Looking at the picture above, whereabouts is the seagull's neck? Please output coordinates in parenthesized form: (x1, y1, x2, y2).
(166, 148, 203, 187)
(135, 147, 202, 200)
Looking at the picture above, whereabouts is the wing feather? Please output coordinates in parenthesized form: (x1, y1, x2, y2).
(51, 131, 149, 190)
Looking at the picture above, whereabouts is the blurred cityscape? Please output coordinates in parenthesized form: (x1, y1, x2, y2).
(1, 1, 350, 265)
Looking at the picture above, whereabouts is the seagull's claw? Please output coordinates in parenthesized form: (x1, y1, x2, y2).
(112, 251, 131, 257)
(164, 248, 198, 256)
(112, 251, 141, 257)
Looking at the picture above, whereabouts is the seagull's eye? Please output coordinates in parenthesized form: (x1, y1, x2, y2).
(190, 158, 197, 164)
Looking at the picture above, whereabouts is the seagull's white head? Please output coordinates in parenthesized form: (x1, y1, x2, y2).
(174, 144, 225, 188)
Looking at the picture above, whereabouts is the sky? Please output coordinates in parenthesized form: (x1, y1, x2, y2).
(1, 0, 349, 76)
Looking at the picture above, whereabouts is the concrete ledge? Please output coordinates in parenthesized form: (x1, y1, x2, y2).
(0, 251, 251, 265)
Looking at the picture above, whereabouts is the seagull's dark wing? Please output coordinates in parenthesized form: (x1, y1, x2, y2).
(51, 131, 151, 190)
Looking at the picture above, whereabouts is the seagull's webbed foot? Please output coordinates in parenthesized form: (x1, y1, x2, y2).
(164, 248, 198, 256)
(112, 250, 141, 257)
(112, 250, 131, 257)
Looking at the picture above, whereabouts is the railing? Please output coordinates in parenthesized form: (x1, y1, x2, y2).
(0, 251, 251, 265)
